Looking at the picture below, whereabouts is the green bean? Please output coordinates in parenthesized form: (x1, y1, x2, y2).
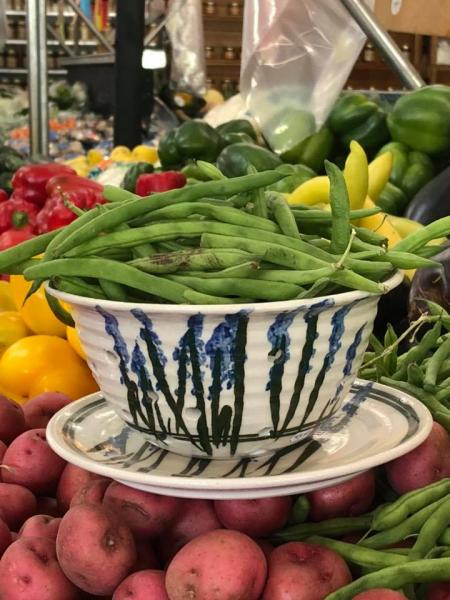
(183, 262, 260, 280)
(330, 269, 385, 294)
(417, 245, 448, 258)
(326, 161, 351, 255)
(290, 496, 310, 525)
(424, 337, 450, 391)
(0, 258, 42, 275)
(44, 290, 75, 327)
(353, 226, 387, 247)
(439, 527, 450, 545)
(409, 496, 450, 560)
(373, 479, 450, 531)
(272, 515, 372, 542)
(253, 188, 268, 219)
(103, 187, 138, 203)
(291, 206, 381, 222)
(48, 171, 285, 259)
(53, 276, 107, 299)
(325, 558, 450, 600)
(390, 322, 442, 381)
(0, 229, 61, 272)
(394, 216, 450, 253)
(407, 363, 424, 387)
(196, 161, 226, 180)
(268, 193, 300, 239)
(24, 258, 191, 304)
(435, 411, 450, 432)
(242, 267, 336, 285)
(168, 275, 302, 301)
(130, 249, 256, 274)
(361, 496, 450, 549)
(381, 251, 440, 270)
(182, 289, 255, 304)
(297, 278, 337, 299)
(307, 536, 408, 569)
(99, 279, 129, 302)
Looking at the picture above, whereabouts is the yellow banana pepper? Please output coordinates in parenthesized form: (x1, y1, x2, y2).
(0, 335, 98, 400)
(359, 197, 403, 248)
(368, 152, 393, 202)
(66, 326, 87, 361)
(288, 176, 330, 206)
(9, 275, 66, 337)
(0, 312, 30, 357)
(343, 141, 368, 210)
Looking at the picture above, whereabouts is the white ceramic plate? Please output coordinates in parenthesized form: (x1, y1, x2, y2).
(47, 379, 432, 499)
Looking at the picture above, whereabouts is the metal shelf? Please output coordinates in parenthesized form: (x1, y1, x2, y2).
(0, 67, 67, 76)
(6, 38, 99, 46)
(6, 10, 116, 17)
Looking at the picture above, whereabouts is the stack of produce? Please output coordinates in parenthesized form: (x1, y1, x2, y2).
(0, 393, 449, 598)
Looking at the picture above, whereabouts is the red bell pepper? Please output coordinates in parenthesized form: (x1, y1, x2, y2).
(135, 171, 187, 197)
(0, 190, 8, 203)
(11, 163, 76, 207)
(0, 228, 35, 250)
(0, 197, 38, 234)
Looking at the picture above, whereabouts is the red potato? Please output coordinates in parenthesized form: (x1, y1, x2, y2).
(70, 479, 110, 507)
(0, 518, 11, 558)
(0, 441, 6, 482)
(306, 471, 376, 521)
(112, 570, 168, 600)
(386, 422, 450, 494)
(134, 540, 160, 571)
(425, 583, 450, 599)
(18, 515, 61, 541)
(158, 499, 221, 564)
(165, 529, 267, 600)
(103, 482, 181, 539)
(56, 503, 136, 596)
(0, 537, 79, 600)
(262, 541, 352, 600)
(256, 539, 274, 561)
(57, 464, 105, 512)
(23, 392, 72, 430)
(1, 429, 66, 494)
(214, 496, 292, 537)
(36, 497, 61, 518)
(0, 483, 37, 529)
(0, 395, 25, 445)
(353, 591, 407, 599)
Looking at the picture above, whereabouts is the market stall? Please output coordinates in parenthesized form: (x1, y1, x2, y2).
(0, 1, 449, 599)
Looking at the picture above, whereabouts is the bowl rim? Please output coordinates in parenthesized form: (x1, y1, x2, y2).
(46, 270, 404, 315)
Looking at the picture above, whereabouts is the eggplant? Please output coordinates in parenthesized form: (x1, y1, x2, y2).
(373, 279, 410, 341)
(404, 166, 450, 225)
(409, 244, 450, 322)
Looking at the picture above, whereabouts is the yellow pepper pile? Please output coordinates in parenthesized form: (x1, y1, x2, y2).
(0, 276, 98, 404)
(64, 145, 159, 177)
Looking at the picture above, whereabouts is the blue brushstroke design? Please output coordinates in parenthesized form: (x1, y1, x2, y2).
(302, 299, 335, 367)
(265, 308, 302, 392)
(96, 306, 130, 380)
(131, 309, 167, 368)
(173, 314, 207, 395)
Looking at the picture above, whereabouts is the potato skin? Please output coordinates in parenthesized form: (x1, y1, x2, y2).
(0, 396, 25, 445)
(2, 429, 66, 495)
(70, 479, 110, 508)
(262, 541, 352, 600)
(353, 591, 407, 599)
(386, 422, 450, 494)
(0, 537, 79, 600)
(57, 465, 105, 512)
(56, 503, 136, 596)
(158, 499, 221, 564)
(306, 471, 376, 521)
(214, 497, 292, 537)
(0, 483, 37, 530)
(133, 540, 159, 571)
(425, 582, 450, 600)
(103, 483, 181, 540)
(18, 516, 61, 541)
(165, 529, 267, 600)
(112, 570, 169, 600)
(23, 392, 72, 430)
(0, 518, 11, 558)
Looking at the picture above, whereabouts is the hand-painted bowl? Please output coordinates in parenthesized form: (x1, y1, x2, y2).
(49, 271, 402, 460)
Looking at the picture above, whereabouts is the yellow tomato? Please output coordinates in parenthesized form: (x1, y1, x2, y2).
(0, 312, 30, 356)
(131, 145, 158, 164)
(29, 364, 98, 400)
(87, 148, 104, 166)
(0, 281, 16, 312)
(110, 146, 132, 162)
(66, 326, 87, 360)
(9, 275, 66, 337)
(0, 335, 86, 397)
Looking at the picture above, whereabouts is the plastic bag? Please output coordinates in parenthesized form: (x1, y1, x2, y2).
(165, 0, 206, 95)
(240, 0, 367, 154)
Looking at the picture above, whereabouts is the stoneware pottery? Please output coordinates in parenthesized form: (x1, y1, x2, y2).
(48, 272, 402, 459)
(46, 379, 432, 499)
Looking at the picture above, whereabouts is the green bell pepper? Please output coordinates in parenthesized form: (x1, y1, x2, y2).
(376, 182, 409, 216)
(268, 164, 316, 193)
(221, 132, 257, 146)
(174, 120, 225, 163)
(280, 126, 334, 173)
(387, 85, 450, 155)
(121, 162, 154, 193)
(328, 92, 390, 153)
(181, 163, 212, 182)
(216, 119, 258, 141)
(377, 141, 434, 204)
(216, 143, 282, 178)
(158, 129, 183, 169)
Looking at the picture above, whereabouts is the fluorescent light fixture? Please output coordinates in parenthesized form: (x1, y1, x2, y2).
(142, 48, 167, 70)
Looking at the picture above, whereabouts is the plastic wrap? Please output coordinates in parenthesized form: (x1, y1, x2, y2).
(165, 0, 206, 94)
(239, 0, 367, 153)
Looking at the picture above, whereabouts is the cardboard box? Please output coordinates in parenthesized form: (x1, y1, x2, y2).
(373, 0, 450, 37)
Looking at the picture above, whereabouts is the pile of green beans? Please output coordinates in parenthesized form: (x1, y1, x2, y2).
(359, 302, 450, 434)
(1, 162, 449, 305)
(272, 480, 450, 598)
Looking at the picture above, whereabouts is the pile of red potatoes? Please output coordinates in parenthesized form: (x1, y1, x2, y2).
(0, 392, 449, 599)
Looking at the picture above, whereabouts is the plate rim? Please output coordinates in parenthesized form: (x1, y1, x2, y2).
(46, 378, 433, 491)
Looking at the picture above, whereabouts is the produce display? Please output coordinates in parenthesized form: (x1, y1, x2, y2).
(0, 82, 448, 599)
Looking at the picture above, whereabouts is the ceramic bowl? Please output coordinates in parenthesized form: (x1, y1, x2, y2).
(48, 271, 402, 460)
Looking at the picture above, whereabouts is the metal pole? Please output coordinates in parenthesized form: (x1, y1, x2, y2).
(64, 0, 115, 54)
(26, 0, 49, 159)
(340, 0, 425, 90)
